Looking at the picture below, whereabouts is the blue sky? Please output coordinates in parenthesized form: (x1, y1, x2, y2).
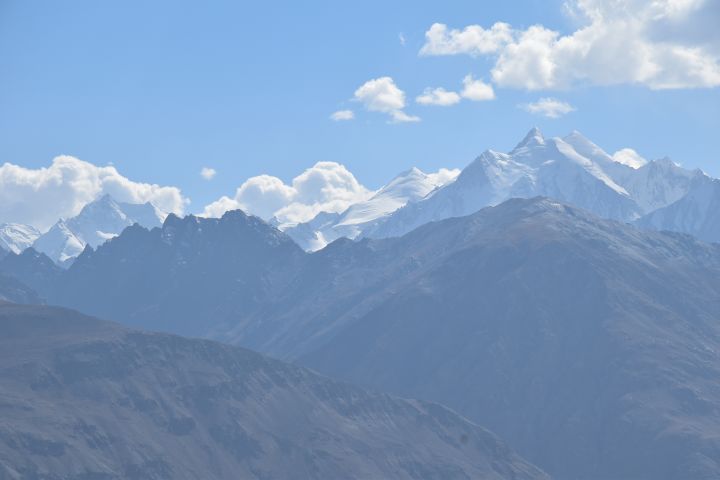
(0, 0, 718, 223)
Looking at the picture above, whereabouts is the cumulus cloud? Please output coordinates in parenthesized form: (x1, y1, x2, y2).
(612, 148, 648, 168)
(389, 110, 421, 123)
(427, 167, 461, 186)
(354, 77, 420, 123)
(416, 87, 461, 106)
(200, 167, 217, 180)
(460, 75, 496, 101)
(354, 77, 405, 112)
(415, 76, 494, 107)
(0, 155, 188, 231)
(522, 98, 576, 118)
(420, 0, 720, 90)
(204, 174, 295, 220)
(420, 22, 514, 56)
(330, 110, 354, 121)
(202, 161, 372, 225)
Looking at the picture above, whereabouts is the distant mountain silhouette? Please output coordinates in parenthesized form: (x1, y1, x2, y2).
(0, 274, 41, 305)
(50, 209, 303, 336)
(0, 248, 61, 300)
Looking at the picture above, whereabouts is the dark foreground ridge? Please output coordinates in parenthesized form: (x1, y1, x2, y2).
(0, 303, 547, 480)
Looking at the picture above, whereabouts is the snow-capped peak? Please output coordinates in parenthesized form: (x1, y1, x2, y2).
(636, 175, 720, 243)
(280, 129, 715, 249)
(32, 194, 166, 265)
(363, 129, 670, 240)
(78, 194, 127, 221)
(282, 166, 460, 250)
(0, 223, 41, 254)
(340, 166, 458, 225)
(652, 156, 680, 170)
(562, 130, 615, 165)
(550, 137, 630, 196)
(32, 219, 85, 265)
(611, 149, 647, 169)
(512, 127, 545, 151)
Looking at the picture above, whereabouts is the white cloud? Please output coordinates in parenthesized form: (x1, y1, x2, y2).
(522, 98, 576, 118)
(415, 76, 494, 107)
(460, 75, 496, 101)
(420, 0, 720, 90)
(202, 161, 372, 225)
(202, 195, 248, 219)
(399, 33, 406, 46)
(200, 167, 216, 180)
(353, 77, 420, 123)
(420, 22, 514, 56)
(204, 174, 295, 220)
(491, 26, 559, 90)
(389, 110, 421, 123)
(354, 77, 405, 112)
(612, 148, 648, 168)
(427, 167, 461, 186)
(330, 110, 354, 121)
(416, 87, 461, 106)
(0, 155, 188, 231)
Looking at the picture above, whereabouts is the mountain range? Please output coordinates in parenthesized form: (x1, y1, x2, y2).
(47, 210, 303, 336)
(4, 196, 720, 479)
(282, 128, 716, 247)
(279, 167, 458, 250)
(32, 195, 165, 265)
(637, 174, 720, 243)
(0, 195, 165, 266)
(2, 129, 716, 262)
(0, 302, 547, 479)
(2, 127, 720, 479)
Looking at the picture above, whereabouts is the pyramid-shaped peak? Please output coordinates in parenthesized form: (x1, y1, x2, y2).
(470, 149, 509, 165)
(642, 156, 681, 172)
(404, 166, 426, 177)
(52, 218, 71, 229)
(527, 126, 542, 136)
(562, 130, 600, 149)
(94, 194, 159, 211)
(564, 129, 588, 141)
(80, 194, 122, 214)
(85, 194, 123, 209)
(390, 167, 427, 182)
(513, 127, 545, 151)
(162, 212, 183, 228)
(561, 130, 615, 163)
